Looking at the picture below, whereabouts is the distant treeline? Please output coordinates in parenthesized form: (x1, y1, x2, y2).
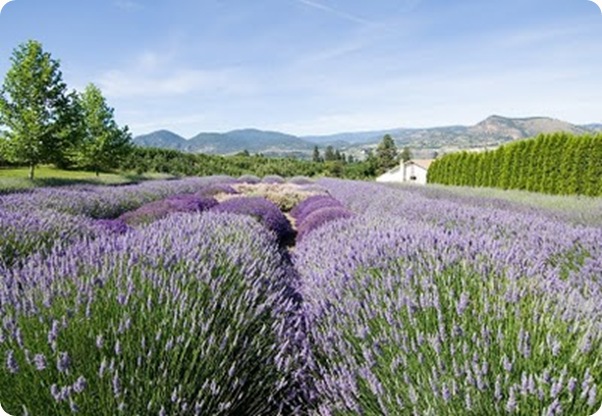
(120, 147, 378, 180)
(428, 132, 602, 196)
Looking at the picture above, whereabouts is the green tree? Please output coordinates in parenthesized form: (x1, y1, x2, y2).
(376, 134, 399, 174)
(0, 130, 9, 166)
(324, 145, 336, 161)
(312, 145, 322, 163)
(400, 146, 412, 162)
(0, 40, 74, 179)
(74, 84, 132, 176)
(334, 149, 342, 161)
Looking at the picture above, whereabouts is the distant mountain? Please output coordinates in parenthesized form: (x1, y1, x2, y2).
(134, 130, 188, 151)
(583, 123, 602, 132)
(133, 128, 314, 157)
(307, 116, 590, 149)
(133, 115, 601, 158)
(188, 129, 314, 155)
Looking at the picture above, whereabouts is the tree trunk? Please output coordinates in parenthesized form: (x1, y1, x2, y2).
(96, 170, 99, 177)
(29, 164, 35, 180)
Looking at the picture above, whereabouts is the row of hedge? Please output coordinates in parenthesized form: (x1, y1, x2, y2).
(428, 132, 602, 196)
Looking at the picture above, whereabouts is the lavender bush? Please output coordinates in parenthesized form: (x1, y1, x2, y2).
(195, 183, 239, 198)
(290, 195, 342, 223)
(212, 197, 295, 245)
(0, 212, 307, 415)
(0, 208, 101, 268)
(118, 195, 218, 226)
(295, 179, 602, 415)
(0, 177, 223, 219)
(296, 207, 354, 242)
(262, 175, 286, 184)
(238, 175, 261, 184)
(288, 176, 314, 185)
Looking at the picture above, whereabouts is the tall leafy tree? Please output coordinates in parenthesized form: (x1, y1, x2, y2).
(376, 134, 399, 174)
(400, 146, 412, 162)
(0, 130, 9, 166)
(74, 84, 132, 176)
(324, 145, 336, 161)
(0, 40, 74, 179)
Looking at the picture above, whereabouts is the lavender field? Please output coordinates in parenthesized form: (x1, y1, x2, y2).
(0, 177, 600, 415)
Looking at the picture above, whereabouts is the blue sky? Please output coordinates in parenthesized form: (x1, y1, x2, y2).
(0, 0, 601, 137)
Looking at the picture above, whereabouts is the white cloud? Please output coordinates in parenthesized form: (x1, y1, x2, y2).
(96, 49, 257, 99)
(99, 68, 236, 98)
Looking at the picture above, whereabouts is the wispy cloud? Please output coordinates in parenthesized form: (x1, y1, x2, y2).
(98, 67, 255, 99)
(293, 0, 372, 25)
(114, 0, 142, 11)
(95, 49, 258, 99)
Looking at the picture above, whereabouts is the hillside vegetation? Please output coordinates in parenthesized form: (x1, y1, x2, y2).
(119, 147, 377, 180)
(428, 132, 602, 196)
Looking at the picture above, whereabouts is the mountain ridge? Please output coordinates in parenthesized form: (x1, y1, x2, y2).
(133, 115, 600, 158)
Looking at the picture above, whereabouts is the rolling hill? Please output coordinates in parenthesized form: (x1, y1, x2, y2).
(133, 115, 601, 158)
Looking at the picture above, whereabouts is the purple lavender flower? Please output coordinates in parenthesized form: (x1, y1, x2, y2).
(96, 335, 104, 349)
(50, 384, 61, 402)
(112, 373, 121, 397)
(57, 352, 71, 373)
(73, 376, 87, 394)
(506, 387, 517, 413)
(587, 385, 598, 407)
(5, 350, 19, 374)
(456, 292, 469, 315)
(94, 219, 130, 235)
(33, 354, 47, 371)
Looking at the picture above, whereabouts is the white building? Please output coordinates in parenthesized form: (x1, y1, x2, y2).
(376, 159, 434, 185)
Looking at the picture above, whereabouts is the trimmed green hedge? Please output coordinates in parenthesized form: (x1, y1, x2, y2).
(428, 133, 602, 196)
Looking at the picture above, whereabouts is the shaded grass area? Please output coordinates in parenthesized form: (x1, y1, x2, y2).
(0, 166, 176, 194)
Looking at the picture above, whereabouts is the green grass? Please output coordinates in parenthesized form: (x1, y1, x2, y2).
(0, 166, 176, 193)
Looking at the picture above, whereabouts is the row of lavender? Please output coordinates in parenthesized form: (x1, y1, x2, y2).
(294, 179, 601, 415)
(0, 177, 233, 269)
(0, 175, 318, 269)
(1, 213, 309, 415)
(0, 176, 318, 415)
(0, 175, 353, 415)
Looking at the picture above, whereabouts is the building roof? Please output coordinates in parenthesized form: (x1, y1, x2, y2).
(404, 159, 434, 169)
